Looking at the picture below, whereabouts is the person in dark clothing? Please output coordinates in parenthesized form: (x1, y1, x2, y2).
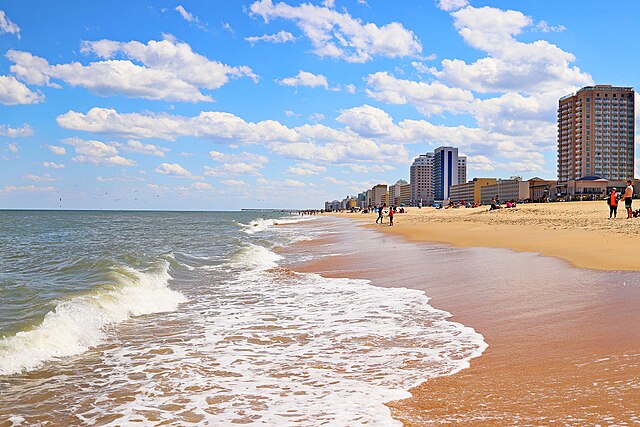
(375, 204, 385, 224)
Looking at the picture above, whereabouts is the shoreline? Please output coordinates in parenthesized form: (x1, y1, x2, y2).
(331, 201, 640, 271)
(291, 215, 640, 425)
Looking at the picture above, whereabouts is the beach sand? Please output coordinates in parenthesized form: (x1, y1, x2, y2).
(291, 205, 640, 425)
(344, 201, 640, 271)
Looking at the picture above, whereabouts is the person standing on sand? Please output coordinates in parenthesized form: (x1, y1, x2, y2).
(376, 204, 385, 224)
(607, 188, 618, 219)
(388, 206, 395, 226)
(623, 180, 634, 219)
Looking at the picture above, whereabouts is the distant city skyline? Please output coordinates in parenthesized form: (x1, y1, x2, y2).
(1, 0, 639, 210)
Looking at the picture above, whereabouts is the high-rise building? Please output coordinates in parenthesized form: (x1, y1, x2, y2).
(558, 85, 635, 183)
(389, 180, 411, 206)
(434, 146, 464, 201)
(410, 147, 467, 204)
(410, 153, 434, 205)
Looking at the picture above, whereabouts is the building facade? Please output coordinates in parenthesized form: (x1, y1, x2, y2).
(450, 178, 497, 204)
(434, 147, 466, 201)
(410, 147, 467, 205)
(558, 85, 635, 183)
(389, 180, 411, 206)
(480, 179, 530, 204)
(371, 184, 388, 206)
(410, 153, 434, 205)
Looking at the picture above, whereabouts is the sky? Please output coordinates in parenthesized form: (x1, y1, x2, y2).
(1, 0, 639, 210)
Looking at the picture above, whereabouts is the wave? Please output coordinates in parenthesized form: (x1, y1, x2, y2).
(237, 216, 316, 234)
(0, 260, 187, 376)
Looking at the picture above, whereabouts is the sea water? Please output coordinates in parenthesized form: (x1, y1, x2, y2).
(0, 211, 486, 426)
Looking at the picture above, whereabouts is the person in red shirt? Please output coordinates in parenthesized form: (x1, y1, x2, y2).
(388, 206, 395, 226)
(608, 188, 618, 219)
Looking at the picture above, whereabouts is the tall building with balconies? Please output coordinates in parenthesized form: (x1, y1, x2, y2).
(410, 153, 434, 205)
(558, 85, 635, 183)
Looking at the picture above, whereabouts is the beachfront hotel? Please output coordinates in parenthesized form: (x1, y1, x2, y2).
(557, 85, 635, 183)
(410, 147, 467, 205)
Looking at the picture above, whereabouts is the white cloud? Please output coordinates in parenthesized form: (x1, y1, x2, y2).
(287, 163, 327, 175)
(7, 143, 19, 154)
(47, 145, 66, 155)
(278, 71, 329, 89)
(96, 175, 144, 183)
(62, 137, 136, 166)
(116, 140, 169, 157)
(56, 106, 410, 165)
(284, 178, 305, 187)
(365, 71, 474, 116)
(344, 84, 356, 94)
(436, 6, 592, 94)
(0, 124, 33, 137)
(155, 162, 193, 178)
(0, 10, 20, 39)
(249, 0, 422, 63)
(175, 5, 195, 22)
(1, 185, 54, 193)
(7, 39, 257, 102)
(205, 151, 268, 177)
(309, 113, 325, 123)
(24, 173, 59, 182)
(192, 181, 214, 190)
(39, 161, 65, 169)
(436, 0, 468, 12)
(245, 30, 296, 45)
(0, 75, 43, 105)
(536, 20, 566, 33)
(221, 179, 247, 186)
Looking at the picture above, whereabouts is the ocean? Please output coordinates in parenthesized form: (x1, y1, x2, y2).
(0, 211, 486, 426)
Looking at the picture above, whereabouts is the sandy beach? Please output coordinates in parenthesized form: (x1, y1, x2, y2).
(291, 204, 640, 425)
(340, 201, 640, 271)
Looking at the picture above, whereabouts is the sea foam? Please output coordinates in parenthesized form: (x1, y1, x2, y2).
(0, 260, 187, 376)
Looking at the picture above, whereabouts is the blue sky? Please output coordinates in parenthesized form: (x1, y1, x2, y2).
(1, 0, 638, 210)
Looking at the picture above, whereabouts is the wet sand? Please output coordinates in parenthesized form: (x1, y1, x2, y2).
(291, 217, 640, 426)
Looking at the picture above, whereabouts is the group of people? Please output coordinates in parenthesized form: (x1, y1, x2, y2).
(607, 180, 635, 219)
(489, 196, 517, 211)
(373, 204, 398, 226)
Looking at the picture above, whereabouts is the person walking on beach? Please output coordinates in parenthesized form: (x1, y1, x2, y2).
(375, 204, 385, 224)
(388, 206, 395, 226)
(608, 188, 618, 219)
(623, 180, 634, 219)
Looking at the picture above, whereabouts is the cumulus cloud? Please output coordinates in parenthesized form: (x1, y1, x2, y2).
(0, 10, 20, 39)
(287, 163, 327, 175)
(7, 39, 257, 102)
(0, 75, 43, 105)
(38, 161, 65, 169)
(62, 137, 136, 166)
(192, 181, 214, 190)
(47, 145, 66, 155)
(0, 124, 33, 137)
(365, 72, 474, 116)
(249, 0, 422, 63)
(436, 6, 592, 94)
(205, 150, 269, 177)
(155, 162, 194, 178)
(245, 30, 296, 45)
(277, 71, 329, 90)
(115, 140, 169, 157)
